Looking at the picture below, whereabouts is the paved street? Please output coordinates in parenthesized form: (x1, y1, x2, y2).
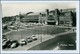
(3, 28, 75, 50)
(3, 34, 54, 50)
(2, 25, 76, 50)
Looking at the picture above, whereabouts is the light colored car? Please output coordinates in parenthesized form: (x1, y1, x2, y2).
(31, 35, 37, 41)
(11, 43, 16, 48)
(2, 38, 7, 43)
(10, 40, 19, 48)
(27, 37, 33, 43)
(2, 35, 7, 42)
(19, 39, 27, 46)
(11, 43, 16, 47)
(8, 26, 16, 30)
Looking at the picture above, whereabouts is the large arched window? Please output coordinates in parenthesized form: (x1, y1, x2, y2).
(48, 15, 54, 20)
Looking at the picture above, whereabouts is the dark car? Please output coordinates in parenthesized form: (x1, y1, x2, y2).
(2, 41, 8, 49)
(2, 39, 11, 49)
(2, 35, 6, 39)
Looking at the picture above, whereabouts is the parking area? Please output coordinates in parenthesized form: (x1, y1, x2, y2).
(2, 25, 73, 50)
(3, 34, 54, 50)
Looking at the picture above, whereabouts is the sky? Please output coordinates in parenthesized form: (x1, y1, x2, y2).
(1, 1, 77, 17)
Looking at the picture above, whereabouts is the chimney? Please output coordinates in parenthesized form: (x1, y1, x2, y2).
(46, 9, 49, 15)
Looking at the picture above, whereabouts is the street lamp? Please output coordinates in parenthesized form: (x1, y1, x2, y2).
(41, 35, 42, 43)
(41, 26, 42, 43)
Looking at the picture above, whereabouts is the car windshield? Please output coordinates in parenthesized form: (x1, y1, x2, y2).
(28, 38, 30, 39)
(20, 39, 25, 41)
(33, 36, 35, 37)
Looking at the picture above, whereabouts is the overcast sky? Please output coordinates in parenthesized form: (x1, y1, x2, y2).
(1, 1, 77, 17)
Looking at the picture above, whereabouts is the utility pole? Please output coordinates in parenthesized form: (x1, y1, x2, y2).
(41, 35, 42, 43)
(41, 26, 42, 43)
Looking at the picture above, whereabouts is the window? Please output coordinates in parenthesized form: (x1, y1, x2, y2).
(48, 15, 54, 20)
(42, 14, 46, 17)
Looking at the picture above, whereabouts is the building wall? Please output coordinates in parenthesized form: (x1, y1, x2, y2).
(47, 15, 56, 25)
(39, 8, 76, 26)
(59, 11, 73, 26)
(39, 13, 47, 24)
(18, 8, 76, 26)
(21, 15, 39, 23)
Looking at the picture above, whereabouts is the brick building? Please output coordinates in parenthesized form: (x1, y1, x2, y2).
(39, 8, 76, 26)
(38, 12, 47, 24)
(15, 8, 76, 27)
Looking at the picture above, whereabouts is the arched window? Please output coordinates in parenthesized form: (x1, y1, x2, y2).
(48, 15, 54, 20)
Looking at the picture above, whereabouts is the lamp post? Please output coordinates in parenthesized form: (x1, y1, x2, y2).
(41, 23, 43, 43)
(41, 35, 42, 43)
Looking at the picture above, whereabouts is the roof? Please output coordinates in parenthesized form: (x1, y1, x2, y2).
(28, 12, 39, 16)
(22, 15, 39, 20)
(61, 8, 76, 12)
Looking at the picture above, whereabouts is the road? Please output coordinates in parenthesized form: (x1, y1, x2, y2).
(2, 25, 76, 50)
(3, 34, 54, 51)
(3, 30, 75, 51)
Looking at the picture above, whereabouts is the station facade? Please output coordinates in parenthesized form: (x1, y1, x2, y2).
(17, 8, 76, 27)
(39, 8, 76, 26)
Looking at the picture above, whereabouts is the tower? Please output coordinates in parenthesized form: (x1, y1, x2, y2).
(55, 9, 59, 25)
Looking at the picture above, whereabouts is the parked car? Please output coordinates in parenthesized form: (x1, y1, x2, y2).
(2, 35, 8, 43)
(2, 39, 11, 49)
(8, 26, 16, 30)
(2, 41, 8, 49)
(31, 35, 37, 41)
(7, 40, 12, 48)
(2, 38, 7, 43)
(10, 40, 19, 48)
(3, 39, 19, 49)
(2, 35, 6, 39)
(2, 24, 7, 29)
(19, 39, 27, 46)
(27, 37, 33, 43)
